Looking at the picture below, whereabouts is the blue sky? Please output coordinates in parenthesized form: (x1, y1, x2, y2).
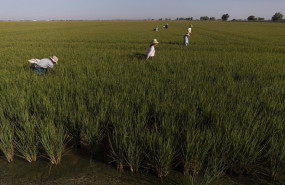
(0, 0, 284, 20)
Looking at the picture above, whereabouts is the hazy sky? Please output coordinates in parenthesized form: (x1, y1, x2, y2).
(0, 0, 284, 20)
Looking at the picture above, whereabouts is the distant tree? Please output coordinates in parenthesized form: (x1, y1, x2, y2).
(158, 18, 163, 21)
(221, 13, 230, 21)
(200, 16, 209, 21)
(176, 17, 193, 21)
(272, 12, 283, 21)
(210, 17, 216, 21)
(248, 15, 257, 21)
(257, 17, 265, 21)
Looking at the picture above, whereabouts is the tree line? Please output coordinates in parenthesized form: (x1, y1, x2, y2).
(174, 12, 283, 21)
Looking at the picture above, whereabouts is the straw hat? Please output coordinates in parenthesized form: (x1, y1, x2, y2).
(50, 56, 58, 64)
(151, 39, 159, 44)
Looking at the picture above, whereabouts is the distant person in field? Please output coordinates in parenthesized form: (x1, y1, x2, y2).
(146, 39, 159, 59)
(154, 25, 158, 31)
(163, 23, 169, 29)
(28, 56, 58, 75)
(188, 24, 193, 35)
(184, 33, 190, 46)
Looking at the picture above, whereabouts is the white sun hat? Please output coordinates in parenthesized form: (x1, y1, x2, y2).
(151, 39, 159, 44)
(50, 56, 59, 64)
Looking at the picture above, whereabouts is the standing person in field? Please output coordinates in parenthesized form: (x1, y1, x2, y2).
(184, 33, 190, 46)
(154, 25, 159, 31)
(187, 24, 193, 35)
(146, 39, 159, 59)
(28, 56, 58, 75)
(163, 23, 169, 29)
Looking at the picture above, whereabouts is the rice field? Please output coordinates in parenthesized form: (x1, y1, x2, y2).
(0, 20, 285, 184)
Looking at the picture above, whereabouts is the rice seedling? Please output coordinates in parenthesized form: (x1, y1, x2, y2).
(0, 117, 15, 162)
(38, 122, 68, 165)
(81, 117, 104, 158)
(123, 123, 146, 173)
(202, 157, 228, 185)
(200, 130, 229, 185)
(109, 123, 127, 171)
(146, 127, 177, 178)
(181, 128, 213, 176)
(266, 128, 285, 181)
(15, 121, 38, 162)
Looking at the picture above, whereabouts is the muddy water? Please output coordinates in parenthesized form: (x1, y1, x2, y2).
(0, 151, 274, 185)
(0, 151, 186, 185)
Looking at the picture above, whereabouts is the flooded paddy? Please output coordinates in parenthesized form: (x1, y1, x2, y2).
(0, 150, 277, 185)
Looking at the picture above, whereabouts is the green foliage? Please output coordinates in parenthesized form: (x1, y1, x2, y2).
(15, 121, 38, 162)
(200, 16, 209, 21)
(266, 125, 285, 181)
(0, 117, 14, 162)
(81, 118, 103, 153)
(109, 123, 126, 171)
(272, 12, 283, 21)
(38, 123, 68, 165)
(222, 13, 229, 21)
(146, 127, 177, 178)
(181, 128, 213, 176)
(248, 15, 257, 21)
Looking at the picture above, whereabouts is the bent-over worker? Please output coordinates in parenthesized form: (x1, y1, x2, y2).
(29, 56, 58, 75)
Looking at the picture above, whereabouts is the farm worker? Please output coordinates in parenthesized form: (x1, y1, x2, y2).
(163, 23, 168, 29)
(28, 56, 58, 75)
(154, 25, 158, 31)
(187, 24, 193, 34)
(184, 33, 190, 46)
(146, 39, 159, 59)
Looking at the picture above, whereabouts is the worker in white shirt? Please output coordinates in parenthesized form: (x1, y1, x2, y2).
(146, 39, 159, 59)
(163, 23, 169, 29)
(184, 33, 190, 46)
(187, 24, 193, 35)
(28, 56, 58, 75)
(154, 25, 158, 31)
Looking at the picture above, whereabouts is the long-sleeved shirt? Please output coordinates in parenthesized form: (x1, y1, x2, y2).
(36, 58, 54, 69)
(184, 36, 189, 45)
(146, 45, 155, 59)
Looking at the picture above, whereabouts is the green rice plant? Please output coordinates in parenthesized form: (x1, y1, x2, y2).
(123, 125, 146, 173)
(266, 130, 285, 181)
(0, 118, 15, 162)
(38, 122, 68, 165)
(146, 128, 176, 178)
(200, 130, 229, 185)
(181, 128, 213, 176)
(223, 113, 267, 175)
(109, 123, 126, 171)
(202, 157, 228, 185)
(15, 121, 38, 162)
(81, 117, 104, 158)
